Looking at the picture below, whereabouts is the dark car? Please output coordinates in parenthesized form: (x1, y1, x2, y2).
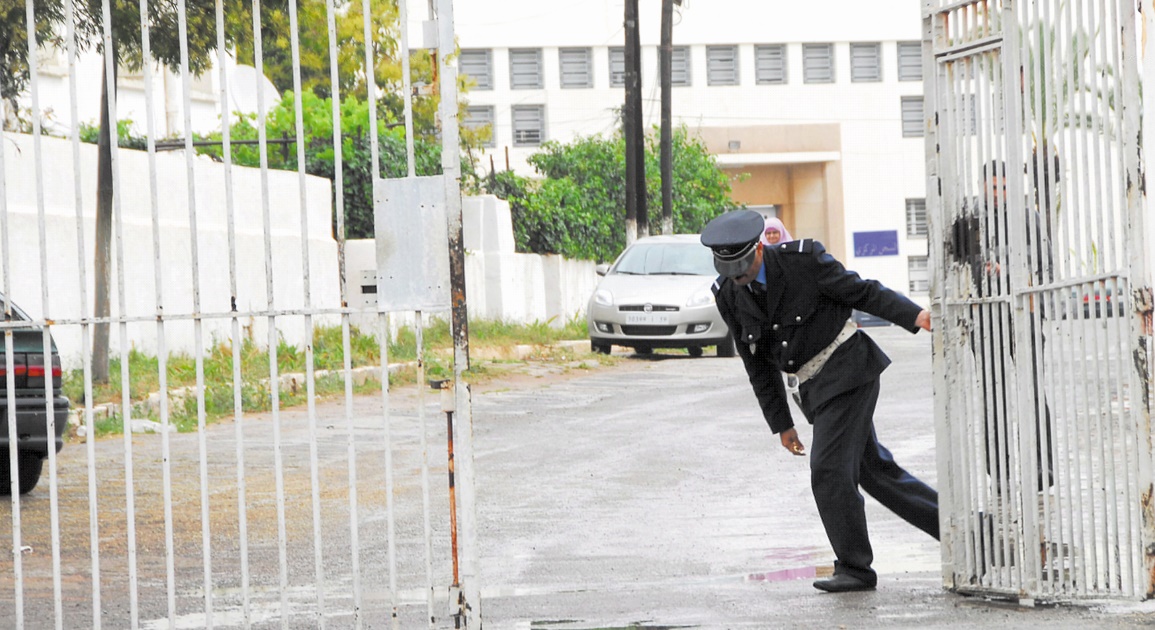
(0, 294, 68, 494)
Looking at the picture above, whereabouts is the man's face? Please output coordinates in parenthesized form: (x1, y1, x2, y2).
(730, 245, 763, 286)
(985, 174, 1006, 208)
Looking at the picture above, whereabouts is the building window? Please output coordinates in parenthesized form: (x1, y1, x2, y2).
(754, 44, 787, 85)
(463, 106, 495, 148)
(559, 47, 593, 88)
(609, 47, 625, 87)
(509, 48, 543, 89)
(459, 49, 493, 90)
(512, 105, 545, 146)
(671, 46, 691, 86)
(803, 43, 834, 84)
(850, 42, 881, 82)
(706, 45, 739, 86)
(897, 41, 923, 81)
(906, 198, 927, 237)
(901, 96, 924, 137)
(908, 256, 930, 294)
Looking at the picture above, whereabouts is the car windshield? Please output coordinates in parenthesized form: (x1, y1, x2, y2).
(611, 242, 716, 276)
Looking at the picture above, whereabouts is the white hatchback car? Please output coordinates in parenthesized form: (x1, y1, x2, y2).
(587, 234, 735, 357)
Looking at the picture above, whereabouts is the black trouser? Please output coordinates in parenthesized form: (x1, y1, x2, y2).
(807, 379, 940, 585)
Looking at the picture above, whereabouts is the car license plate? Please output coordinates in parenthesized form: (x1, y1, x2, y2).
(625, 313, 669, 325)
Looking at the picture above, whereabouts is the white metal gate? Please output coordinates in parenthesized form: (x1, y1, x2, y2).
(925, 0, 1154, 601)
(2, 0, 481, 627)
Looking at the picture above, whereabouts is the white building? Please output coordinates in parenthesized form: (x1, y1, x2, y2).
(453, 0, 930, 303)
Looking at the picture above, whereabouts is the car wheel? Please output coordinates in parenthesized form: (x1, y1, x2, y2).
(0, 451, 44, 495)
(716, 336, 736, 358)
(592, 341, 612, 355)
(687, 346, 703, 358)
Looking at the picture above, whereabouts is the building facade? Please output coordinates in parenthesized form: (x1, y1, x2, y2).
(454, 0, 930, 302)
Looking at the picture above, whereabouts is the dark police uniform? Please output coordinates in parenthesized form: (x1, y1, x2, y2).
(703, 212, 938, 588)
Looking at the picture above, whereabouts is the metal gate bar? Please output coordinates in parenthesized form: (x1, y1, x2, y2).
(2, 0, 479, 627)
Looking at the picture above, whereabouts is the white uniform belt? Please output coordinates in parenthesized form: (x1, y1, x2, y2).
(785, 318, 858, 395)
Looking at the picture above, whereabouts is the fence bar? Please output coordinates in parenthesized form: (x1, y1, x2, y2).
(416, 315, 436, 624)
(62, 0, 102, 621)
(282, 0, 329, 624)
(326, 0, 363, 623)
(379, 312, 400, 628)
(134, 1, 180, 625)
(2, 92, 23, 625)
(21, 0, 65, 626)
(436, 0, 482, 624)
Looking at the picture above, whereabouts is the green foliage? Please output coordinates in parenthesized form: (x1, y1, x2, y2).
(78, 118, 148, 150)
(487, 127, 734, 262)
(195, 90, 450, 238)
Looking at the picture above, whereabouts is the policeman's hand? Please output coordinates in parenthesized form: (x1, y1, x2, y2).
(780, 428, 806, 457)
(915, 309, 932, 332)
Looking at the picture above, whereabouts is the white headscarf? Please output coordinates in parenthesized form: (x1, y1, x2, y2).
(760, 217, 794, 246)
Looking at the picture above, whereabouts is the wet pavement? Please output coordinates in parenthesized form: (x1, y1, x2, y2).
(5, 326, 1155, 628)
(470, 326, 1155, 628)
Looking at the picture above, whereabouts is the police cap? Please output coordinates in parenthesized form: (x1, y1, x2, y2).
(700, 209, 764, 279)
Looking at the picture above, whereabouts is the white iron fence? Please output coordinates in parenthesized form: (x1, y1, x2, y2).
(2, 0, 481, 628)
(925, 0, 1154, 601)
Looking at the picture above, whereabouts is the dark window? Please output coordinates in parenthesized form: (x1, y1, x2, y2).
(706, 45, 739, 86)
(559, 47, 593, 88)
(850, 42, 881, 82)
(803, 43, 834, 83)
(754, 44, 787, 85)
(463, 106, 495, 148)
(459, 49, 493, 90)
(509, 48, 543, 89)
(512, 104, 545, 146)
(906, 198, 927, 237)
(902, 96, 924, 137)
(671, 46, 691, 86)
(908, 256, 929, 294)
(609, 47, 626, 87)
(897, 41, 923, 81)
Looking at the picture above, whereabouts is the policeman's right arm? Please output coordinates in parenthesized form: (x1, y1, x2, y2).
(713, 281, 795, 434)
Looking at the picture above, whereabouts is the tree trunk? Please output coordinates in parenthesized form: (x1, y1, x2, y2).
(92, 54, 116, 384)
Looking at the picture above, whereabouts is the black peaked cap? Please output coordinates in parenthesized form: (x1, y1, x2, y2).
(700, 209, 764, 257)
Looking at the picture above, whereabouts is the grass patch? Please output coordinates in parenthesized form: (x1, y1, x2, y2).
(65, 316, 591, 437)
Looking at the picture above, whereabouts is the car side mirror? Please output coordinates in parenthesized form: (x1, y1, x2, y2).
(595, 264, 610, 277)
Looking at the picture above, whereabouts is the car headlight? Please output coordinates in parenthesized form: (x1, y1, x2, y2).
(593, 289, 614, 306)
(686, 287, 715, 307)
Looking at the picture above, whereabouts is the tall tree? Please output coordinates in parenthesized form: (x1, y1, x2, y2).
(75, 0, 277, 382)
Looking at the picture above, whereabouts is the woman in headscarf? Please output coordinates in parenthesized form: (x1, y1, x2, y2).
(760, 216, 794, 246)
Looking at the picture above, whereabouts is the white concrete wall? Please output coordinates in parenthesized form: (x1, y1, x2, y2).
(346, 195, 597, 333)
(1, 133, 339, 368)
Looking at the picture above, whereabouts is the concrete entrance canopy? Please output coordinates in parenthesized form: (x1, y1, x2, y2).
(699, 124, 846, 261)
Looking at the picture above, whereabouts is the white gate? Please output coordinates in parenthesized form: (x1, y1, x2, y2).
(1, 0, 481, 627)
(925, 0, 1154, 600)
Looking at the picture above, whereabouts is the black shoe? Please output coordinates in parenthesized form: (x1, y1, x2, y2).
(812, 574, 876, 593)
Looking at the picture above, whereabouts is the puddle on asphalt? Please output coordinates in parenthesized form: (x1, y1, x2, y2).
(745, 565, 819, 582)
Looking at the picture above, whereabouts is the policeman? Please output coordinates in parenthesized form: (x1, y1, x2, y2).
(701, 209, 938, 593)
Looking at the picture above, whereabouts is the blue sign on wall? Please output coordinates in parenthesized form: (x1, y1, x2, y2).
(853, 230, 899, 257)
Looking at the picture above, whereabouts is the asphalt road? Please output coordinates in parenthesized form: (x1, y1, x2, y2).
(3, 326, 1153, 628)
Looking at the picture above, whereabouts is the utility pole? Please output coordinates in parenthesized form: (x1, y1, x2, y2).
(659, 0, 678, 235)
(623, 0, 646, 243)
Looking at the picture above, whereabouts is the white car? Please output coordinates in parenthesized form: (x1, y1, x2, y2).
(587, 234, 735, 357)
